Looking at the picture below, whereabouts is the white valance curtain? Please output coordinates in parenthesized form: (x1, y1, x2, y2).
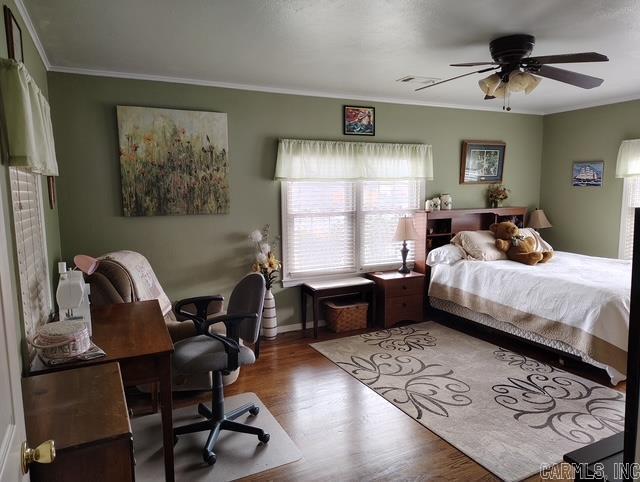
(616, 139, 640, 178)
(275, 139, 433, 180)
(0, 58, 58, 176)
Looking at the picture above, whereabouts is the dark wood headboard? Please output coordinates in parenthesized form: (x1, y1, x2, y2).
(412, 207, 527, 274)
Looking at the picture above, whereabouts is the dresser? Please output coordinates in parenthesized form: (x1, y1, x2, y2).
(367, 271, 425, 328)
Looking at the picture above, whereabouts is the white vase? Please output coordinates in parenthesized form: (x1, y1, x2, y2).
(261, 288, 278, 340)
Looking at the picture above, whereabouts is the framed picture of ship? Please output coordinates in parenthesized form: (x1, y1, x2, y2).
(572, 161, 604, 187)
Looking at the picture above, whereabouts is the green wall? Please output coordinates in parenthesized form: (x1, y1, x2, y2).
(1, 0, 61, 357)
(540, 100, 640, 257)
(48, 72, 543, 327)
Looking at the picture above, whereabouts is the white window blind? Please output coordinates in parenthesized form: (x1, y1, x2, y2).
(284, 181, 356, 276)
(282, 179, 422, 281)
(619, 177, 640, 260)
(360, 180, 421, 269)
(9, 167, 51, 341)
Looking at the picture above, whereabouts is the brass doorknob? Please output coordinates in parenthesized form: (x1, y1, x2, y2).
(21, 440, 56, 474)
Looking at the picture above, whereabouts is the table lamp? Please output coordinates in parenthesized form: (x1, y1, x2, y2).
(393, 216, 418, 274)
(527, 209, 552, 230)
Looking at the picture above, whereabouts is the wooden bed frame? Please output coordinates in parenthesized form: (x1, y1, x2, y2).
(412, 206, 527, 275)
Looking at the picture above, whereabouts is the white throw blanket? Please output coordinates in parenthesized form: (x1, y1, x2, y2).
(429, 251, 631, 382)
(101, 250, 172, 316)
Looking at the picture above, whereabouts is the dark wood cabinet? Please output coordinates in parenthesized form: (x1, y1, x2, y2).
(367, 271, 425, 327)
(22, 363, 135, 482)
(412, 207, 528, 275)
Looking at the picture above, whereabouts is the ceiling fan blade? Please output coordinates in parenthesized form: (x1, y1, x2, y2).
(450, 62, 497, 67)
(534, 65, 604, 89)
(526, 52, 609, 65)
(415, 66, 498, 92)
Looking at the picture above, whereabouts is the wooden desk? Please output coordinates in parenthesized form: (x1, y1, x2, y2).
(22, 363, 134, 481)
(30, 301, 175, 481)
(301, 277, 376, 338)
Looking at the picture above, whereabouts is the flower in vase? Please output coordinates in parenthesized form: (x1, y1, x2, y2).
(249, 230, 263, 243)
(256, 252, 268, 264)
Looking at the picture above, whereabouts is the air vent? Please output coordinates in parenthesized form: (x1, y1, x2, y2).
(396, 75, 441, 85)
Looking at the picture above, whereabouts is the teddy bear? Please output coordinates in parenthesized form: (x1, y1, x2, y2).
(489, 221, 553, 265)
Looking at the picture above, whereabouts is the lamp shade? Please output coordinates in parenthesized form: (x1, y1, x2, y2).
(527, 209, 552, 229)
(616, 139, 640, 178)
(392, 217, 418, 241)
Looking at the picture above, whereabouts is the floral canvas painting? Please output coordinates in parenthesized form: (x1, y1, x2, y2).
(117, 106, 229, 216)
(343, 105, 375, 136)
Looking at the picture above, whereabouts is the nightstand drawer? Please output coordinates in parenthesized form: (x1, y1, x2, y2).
(385, 295, 423, 325)
(387, 277, 424, 298)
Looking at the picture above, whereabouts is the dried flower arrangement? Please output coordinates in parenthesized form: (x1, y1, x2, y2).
(487, 184, 510, 208)
(249, 224, 281, 290)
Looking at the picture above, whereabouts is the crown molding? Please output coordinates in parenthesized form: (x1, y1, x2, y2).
(542, 92, 640, 115)
(13, 0, 51, 69)
(47, 65, 545, 115)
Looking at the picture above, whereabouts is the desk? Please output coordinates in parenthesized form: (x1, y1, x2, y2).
(301, 277, 376, 338)
(30, 301, 175, 481)
(23, 363, 134, 481)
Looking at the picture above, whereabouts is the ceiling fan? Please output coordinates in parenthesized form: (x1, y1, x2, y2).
(416, 34, 609, 110)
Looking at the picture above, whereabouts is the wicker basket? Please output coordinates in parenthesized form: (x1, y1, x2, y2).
(323, 300, 368, 333)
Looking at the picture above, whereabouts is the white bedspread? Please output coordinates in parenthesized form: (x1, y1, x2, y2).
(429, 251, 631, 380)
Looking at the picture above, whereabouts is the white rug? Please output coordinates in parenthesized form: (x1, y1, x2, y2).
(132, 392, 301, 481)
(312, 322, 625, 482)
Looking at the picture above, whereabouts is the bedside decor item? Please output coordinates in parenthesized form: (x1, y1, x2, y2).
(393, 216, 418, 274)
(343, 105, 375, 136)
(431, 196, 441, 210)
(440, 193, 453, 210)
(250, 225, 281, 340)
(3, 6, 23, 62)
(572, 160, 604, 187)
(527, 209, 552, 230)
(487, 183, 510, 208)
(117, 106, 229, 216)
(460, 140, 506, 184)
(425, 199, 434, 211)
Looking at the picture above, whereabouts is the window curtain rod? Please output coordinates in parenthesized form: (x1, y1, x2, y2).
(275, 138, 433, 180)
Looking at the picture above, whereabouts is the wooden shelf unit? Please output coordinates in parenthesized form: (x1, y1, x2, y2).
(412, 207, 528, 274)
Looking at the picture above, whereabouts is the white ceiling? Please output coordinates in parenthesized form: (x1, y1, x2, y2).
(20, 0, 640, 114)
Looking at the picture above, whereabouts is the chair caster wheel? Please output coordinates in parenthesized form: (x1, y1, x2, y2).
(258, 432, 270, 444)
(249, 406, 260, 416)
(203, 451, 216, 465)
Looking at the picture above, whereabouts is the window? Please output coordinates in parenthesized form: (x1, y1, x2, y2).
(619, 176, 640, 260)
(282, 179, 422, 282)
(9, 168, 52, 340)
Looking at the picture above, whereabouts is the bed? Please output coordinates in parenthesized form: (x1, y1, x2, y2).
(428, 250, 631, 384)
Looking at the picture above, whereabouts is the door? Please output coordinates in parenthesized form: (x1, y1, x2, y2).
(0, 187, 27, 482)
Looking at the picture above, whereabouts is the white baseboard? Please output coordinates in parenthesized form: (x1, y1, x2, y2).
(277, 320, 326, 334)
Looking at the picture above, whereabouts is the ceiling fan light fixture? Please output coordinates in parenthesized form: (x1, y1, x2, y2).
(478, 73, 501, 97)
(524, 73, 542, 94)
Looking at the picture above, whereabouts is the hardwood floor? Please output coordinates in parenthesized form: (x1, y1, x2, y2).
(133, 316, 625, 481)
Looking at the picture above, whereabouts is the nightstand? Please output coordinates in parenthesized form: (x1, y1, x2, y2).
(366, 271, 425, 328)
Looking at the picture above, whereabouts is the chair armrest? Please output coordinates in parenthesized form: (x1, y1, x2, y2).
(174, 295, 225, 333)
(204, 312, 258, 341)
(204, 332, 241, 371)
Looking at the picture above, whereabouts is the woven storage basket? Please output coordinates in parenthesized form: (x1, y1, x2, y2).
(323, 300, 368, 333)
(30, 320, 91, 362)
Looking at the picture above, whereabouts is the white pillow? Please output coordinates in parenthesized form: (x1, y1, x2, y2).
(451, 230, 507, 261)
(520, 228, 553, 252)
(426, 244, 468, 266)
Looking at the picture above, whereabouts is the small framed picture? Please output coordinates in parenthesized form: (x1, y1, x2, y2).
(3, 6, 23, 62)
(460, 140, 506, 184)
(572, 161, 604, 187)
(343, 105, 375, 136)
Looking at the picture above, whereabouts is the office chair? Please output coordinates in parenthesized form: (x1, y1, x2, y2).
(172, 272, 269, 465)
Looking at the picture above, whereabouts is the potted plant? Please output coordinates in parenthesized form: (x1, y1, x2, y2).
(249, 225, 281, 340)
(487, 184, 510, 208)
